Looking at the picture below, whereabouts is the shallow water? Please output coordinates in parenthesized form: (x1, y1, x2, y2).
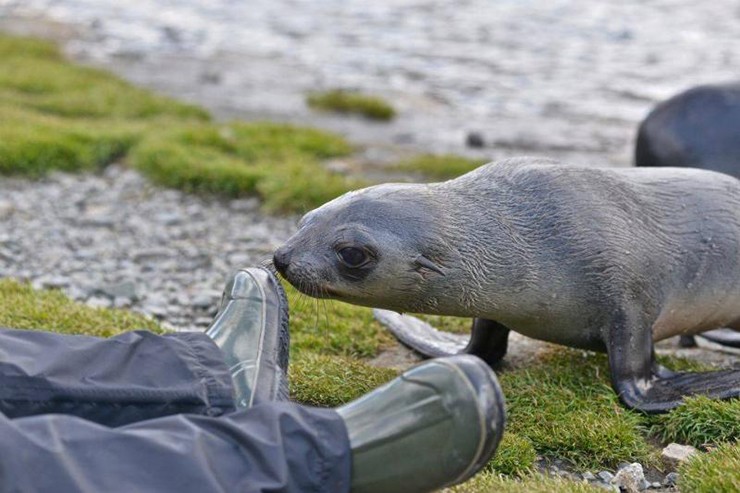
(2, 0, 739, 165)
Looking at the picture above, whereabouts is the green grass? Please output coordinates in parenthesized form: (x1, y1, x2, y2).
(651, 396, 740, 447)
(500, 350, 654, 470)
(485, 433, 537, 477)
(290, 353, 397, 407)
(286, 285, 393, 358)
(0, 34, 362, 213)
(307, 89, 396, 121)
(444, 473, 602, 493)
(0, 279, 161, 336)
(679, 442, 740, 493)
(391, 154, 486, 180)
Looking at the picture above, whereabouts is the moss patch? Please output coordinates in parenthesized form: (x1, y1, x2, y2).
(485, 433, 537, 477)
(0, 279, 161, 336)
(0, 34, 360, 213)
(307, 89, 396, 121)
(651, 396, 740, 447)
(290, 352, 397, 407)
(679, 442, 740, 493)
(445, 472, 602, 493)
(391, 154, 486, 180)
(500, 350, 654, 470)
(285, 284, 393, 358)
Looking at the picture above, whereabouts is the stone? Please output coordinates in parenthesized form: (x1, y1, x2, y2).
(0, 200, 14, 219)
(229, 198, 260, 212)
(94, 280, 141, 301)
(597, 471, 614, 483)
(661, 443, 698, 470)
(610, 463, 648, 493)
(582, 472, 596, 482)
(191, 293, 216, 309)
(663, 472, 679, 487)
(650, 482, 661, 489)
(466, 131, 485, 148)
(113, 296, 133, 308)
(86, 296, 112, 309)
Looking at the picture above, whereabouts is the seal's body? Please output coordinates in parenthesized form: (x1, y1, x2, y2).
(275, 158, 740, 413)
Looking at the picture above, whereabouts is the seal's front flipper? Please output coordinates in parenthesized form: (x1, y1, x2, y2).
(463, 318, 510, 367)
(373, 310, 510, 366)
(373, 309, 469, 357)
(606, 317, 740, 413)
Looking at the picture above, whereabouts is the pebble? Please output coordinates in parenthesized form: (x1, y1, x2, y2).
(0, 166, 296, 331)
(663, 472, 679, 486)
(598, 471, 615, 483)
(661, 443, 698, 470)
(465, 131, 486, 148)
(611, 463, 648, 493)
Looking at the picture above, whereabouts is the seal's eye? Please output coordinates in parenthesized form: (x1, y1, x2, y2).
(337, 247, 368, 268)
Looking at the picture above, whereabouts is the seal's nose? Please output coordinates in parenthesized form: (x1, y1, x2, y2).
(273, 246, 292, 277)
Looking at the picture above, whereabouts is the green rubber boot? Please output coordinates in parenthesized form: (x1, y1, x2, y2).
(205, 267, 289, 408)
(337, 354, 506, 493)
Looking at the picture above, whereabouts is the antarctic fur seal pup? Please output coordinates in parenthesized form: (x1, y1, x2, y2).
(274, 158, 740, 413)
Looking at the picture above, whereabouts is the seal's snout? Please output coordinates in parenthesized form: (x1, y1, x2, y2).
(273, 246, 292, 277)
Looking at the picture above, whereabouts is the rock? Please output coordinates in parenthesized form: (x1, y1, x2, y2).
(582, 472, 596, 482)
(229, 198, 260, 212)
(663, 472, 679, 487)
(94, 280, 141, 302)
(113, 296, 133, 308)
(0, 200, 14, 219)
(191, 291, 219, 310)
(86, 296, 112, 309)
(153, 211, 184, 226)
(661, 443, 698, 470)
(37, 276, 71, 289)
(466, 131, 485, 148)
(611, 463, 648, 493)
(598, 471, 614, 483)
(650, 482, 661, 489)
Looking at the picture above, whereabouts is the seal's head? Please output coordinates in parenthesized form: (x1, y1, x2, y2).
(273, 183, 457, 313)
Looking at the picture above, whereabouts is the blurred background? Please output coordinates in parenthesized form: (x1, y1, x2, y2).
(2, 0, 738, 166)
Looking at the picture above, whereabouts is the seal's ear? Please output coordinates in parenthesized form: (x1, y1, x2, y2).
(414, 255, 446, 276)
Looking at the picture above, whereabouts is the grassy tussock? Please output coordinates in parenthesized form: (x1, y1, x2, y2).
(500, 350, 654, 470)
(0, 34, 360, 212)
(290, 353, 397, 407)
(0, 279, 161, 336)
(286, 284, 393, 358)
(651, 396, 740, 447)
(486, 433, 537, 477)
(391, 154, 486, 180)
(445, 472, 602, 493)
(679, 442, 740, 493)
(307, 89, 396, 121)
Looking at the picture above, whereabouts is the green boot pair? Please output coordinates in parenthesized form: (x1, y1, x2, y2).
(206, 267, 505, 493)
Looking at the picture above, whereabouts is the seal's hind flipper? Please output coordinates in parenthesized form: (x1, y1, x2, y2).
(373, 311, 510, 366)
(698, 328, 740, 350)
(614, 367, 740, 414)
(373, 309, 469, 358)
